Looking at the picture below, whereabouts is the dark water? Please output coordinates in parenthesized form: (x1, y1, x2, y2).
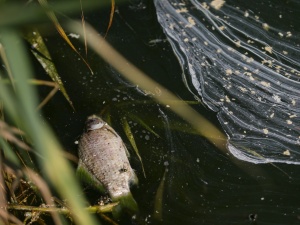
(39, 0, 300, 224)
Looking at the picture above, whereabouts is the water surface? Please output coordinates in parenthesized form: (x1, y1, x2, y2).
(40, 1, 300, 224)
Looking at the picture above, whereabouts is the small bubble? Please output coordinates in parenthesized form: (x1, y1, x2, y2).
(249, 214, 258, 222)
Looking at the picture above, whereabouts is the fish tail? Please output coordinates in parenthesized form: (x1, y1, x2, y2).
(112, 193, 138, 218)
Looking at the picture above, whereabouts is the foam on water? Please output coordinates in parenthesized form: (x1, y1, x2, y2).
(154, 0, 300, 164)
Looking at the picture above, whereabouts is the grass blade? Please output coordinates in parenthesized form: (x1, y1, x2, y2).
(38, 0, 94, 74)
(153, 169, 167, 222)
(0, 43, 15, 89)
(127, 113, 160, 138)
(121, 117, 146, 177)
(25, 168, 63, 225)
(79, 0, 87, 56)
(0, 74, 21, 125)
(24, 28, 75, 110)
(0, 28, 98, 225)
(104, 0, 115, 38)
(0, 137, 20, 167)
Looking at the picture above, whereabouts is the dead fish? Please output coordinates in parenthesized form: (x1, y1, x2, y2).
(77, 115, 138, 215)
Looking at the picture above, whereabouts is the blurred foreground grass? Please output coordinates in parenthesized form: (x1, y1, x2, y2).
(0, 1, 115, 225)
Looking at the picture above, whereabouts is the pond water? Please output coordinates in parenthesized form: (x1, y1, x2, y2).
(40, 0, 300, 224)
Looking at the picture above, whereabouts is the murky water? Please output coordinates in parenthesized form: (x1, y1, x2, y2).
(41, 1, 300, 224)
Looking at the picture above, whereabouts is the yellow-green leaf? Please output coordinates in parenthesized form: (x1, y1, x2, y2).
(128, 113, 160, 138)
(121, 117, 146, 178)
(24, 28, 75, 110)
(38, 0, 93, 74)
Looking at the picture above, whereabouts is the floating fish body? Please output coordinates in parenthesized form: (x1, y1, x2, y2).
(77, 115, 138, 213)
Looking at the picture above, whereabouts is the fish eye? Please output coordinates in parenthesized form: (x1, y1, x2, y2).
(119, 168, 128, 173)
(86, 118, 105, 131)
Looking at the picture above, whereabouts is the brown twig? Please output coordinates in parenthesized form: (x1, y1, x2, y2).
(0, 120, 31, 151)
(24, 168, 63, 225)
(36, 84, 59, 110)
(7, 202, 118, 214)
(100, 213, 119, 225)
(0, 209, 23, 225)
(0, 151, 8, 225)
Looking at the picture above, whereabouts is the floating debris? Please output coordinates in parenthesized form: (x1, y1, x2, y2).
(154, 0, 300, 164)
(77, 115, 138, 214)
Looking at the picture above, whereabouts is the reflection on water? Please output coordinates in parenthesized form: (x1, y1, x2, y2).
(41, 1, 300, 224)
(154, 0, 300, 164)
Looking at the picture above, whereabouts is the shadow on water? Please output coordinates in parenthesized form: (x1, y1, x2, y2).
(34, 0, 300, 224)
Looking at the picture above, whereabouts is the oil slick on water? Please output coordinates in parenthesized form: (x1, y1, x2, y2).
(154, 0, 300, 164)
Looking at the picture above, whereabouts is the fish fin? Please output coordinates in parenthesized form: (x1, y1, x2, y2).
(129, 170, 138, 186)
(112, 192, 138, 218)
(122, 142, 131, 158)
(105, 125, 119, 137)
(77, 160, 105, 192)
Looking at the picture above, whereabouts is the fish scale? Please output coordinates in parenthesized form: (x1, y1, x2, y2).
(77, 115, 138, 214)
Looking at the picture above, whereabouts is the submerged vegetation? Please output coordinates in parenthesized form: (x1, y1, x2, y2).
(0, 0, 226, 224)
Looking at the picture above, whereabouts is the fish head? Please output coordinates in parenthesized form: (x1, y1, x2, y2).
(85, 115, 107, 131)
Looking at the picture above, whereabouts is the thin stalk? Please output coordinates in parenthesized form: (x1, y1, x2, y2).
(7, 203, 118, 214)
